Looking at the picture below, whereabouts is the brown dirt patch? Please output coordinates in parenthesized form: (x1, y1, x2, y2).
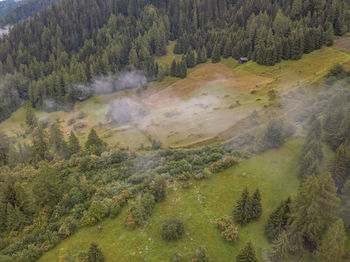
(144, 63, 273, 108)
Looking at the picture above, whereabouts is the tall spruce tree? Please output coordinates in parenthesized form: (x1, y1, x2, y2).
(211, 44, 221, 63)
(289, 173, 340, 247)
(85, 128, 106, 156)
(340, 179, 350, 230)
(236, 241, 258, 262)
(233, 187, 252, 226)
(316, 219, 346, 262)
(250, 189, 262, 221)
(68, 131, 80, 155)
(49, 121, 64, 152)
(265, 197, 291, 241)
(268, 231, 289, 262)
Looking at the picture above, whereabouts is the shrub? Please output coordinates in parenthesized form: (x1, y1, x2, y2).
(80, 201, 108, 226)
(125, 193, 155, 228)
(209, 157, 238, 173)
(58, 217, 78, 237)
(109, 204, 121, 218)
(215, 216, 239, 242)
(161, 217, 185, 240)
(68, 118, 76, 126)
(150, 175, 167, 202)
(78, 111, 87, 119)
(191, 247, 209, 262)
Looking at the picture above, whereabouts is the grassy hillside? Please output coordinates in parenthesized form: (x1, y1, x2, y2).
(39, 139, 303, 262)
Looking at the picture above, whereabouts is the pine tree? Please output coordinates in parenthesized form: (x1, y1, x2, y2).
(211, 44, 221, 63)
(265, 197, 291, 241)
(200, 46, 208, 63)
(328, 142, 350, 191)
(340, 179, 350, 230)
(170, 59, 177, 77)
(68, 131, 80, 155)
(250, 189, 262, 220)
(290, 173, 340, 246)
(186, 50, 196, 68)
(85, 128, 106, 155)
(25, 103, 37, 129)
(223, 39, 232, 58)
(316, 219, 346, 262)
(233, 187, 252, 225)
(87, 242, 105, 262)
(33, 126, 48, 159)
(268, 231, 289, 262)
(49, 121, 64, 152)
(236, 241, 258, 262)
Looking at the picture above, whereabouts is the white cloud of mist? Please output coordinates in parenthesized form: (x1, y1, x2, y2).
(0, 25, 10, 38)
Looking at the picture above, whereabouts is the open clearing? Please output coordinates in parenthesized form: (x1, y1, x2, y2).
(39, 140, 303, 262)
(1, 44, 349, 149)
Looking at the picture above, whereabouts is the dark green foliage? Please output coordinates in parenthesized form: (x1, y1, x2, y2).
(340, 179, 350, 230)
(150, 175, 167, 202)
(316, 219, 347, 262)
(268, 231, 289, 262)
(68, 131, 80, 155)
(85, 129, 106, 155)
(49, 121, 64, 153)
(211, 44, 221, 63)
(289, 173, 340, 247)
(25, 103, 37, 129)
(327, 64, 347, 79)
(233, 187, 252, 226)
(87, 242, 105, 262)
(0, 131, 9, 166)
(265, 197, 291, 242)
(170, 59, 177, 77)
(236, 241, 258, 262)
(250, 189, 262, 221)
(161, 217, 185, 240)
(191, 247, 209, 262)
(328, 142, 350, 191)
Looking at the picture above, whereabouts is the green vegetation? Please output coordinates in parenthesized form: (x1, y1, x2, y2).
(38, 140, 302, 261)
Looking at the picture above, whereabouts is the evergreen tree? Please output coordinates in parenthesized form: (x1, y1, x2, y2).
(186, 50, 196, 68)
(340, 179, 350, 230)
(87, 242, 105, 262)
(68, 131, 80, 155)
(233, 187, 252, 226)
(0, 131, 9, 166)
(32, 126, 48, 159)
(289, 173, 340, 246)
(328, 142, 350, 191)
(236, 241, 258, 262)
(250, 189, 262, 221)
(268, 231, 289, 262)
(170, 59, 177, 77)
(211, 44, 221, 63)
(223, 39, 232, 58)
(316, 219, 346, 262)
(49, 121, 64, 152)
(25, 103, 37, 129)
(85, 128, 106, 156)
(200, 46, 208, 63)
(265, 197, 291, 241)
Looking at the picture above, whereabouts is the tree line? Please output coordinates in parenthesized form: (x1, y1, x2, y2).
(0, 0, 349, 121)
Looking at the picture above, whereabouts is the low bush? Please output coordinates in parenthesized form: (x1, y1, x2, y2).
(161, 217, 184, 240)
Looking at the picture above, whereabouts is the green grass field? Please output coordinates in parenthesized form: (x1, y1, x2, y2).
(39, 139, 303, 262)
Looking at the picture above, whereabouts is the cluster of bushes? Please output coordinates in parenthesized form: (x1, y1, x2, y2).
(209, 157, 238, 173)
(125, 193, 155, 229)
(215, 216, 239, 243)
